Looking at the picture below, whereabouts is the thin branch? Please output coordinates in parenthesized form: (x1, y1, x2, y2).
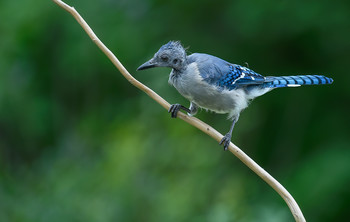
(52, 1, 306, 221)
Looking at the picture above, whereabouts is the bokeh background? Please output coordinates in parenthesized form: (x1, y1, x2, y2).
(1, 0, 349, 221)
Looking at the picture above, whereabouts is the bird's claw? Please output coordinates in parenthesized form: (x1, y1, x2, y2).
(219, 133, 232, 151)
(168, 104, 182, 118)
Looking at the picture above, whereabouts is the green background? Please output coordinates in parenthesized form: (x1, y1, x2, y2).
(1, 0, 349, 221)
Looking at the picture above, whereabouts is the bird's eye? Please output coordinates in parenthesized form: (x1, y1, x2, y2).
(173, 59, 178, 64)
(161, 55, 169, 62)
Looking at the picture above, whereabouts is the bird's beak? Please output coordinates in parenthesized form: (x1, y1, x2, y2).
(137, 59, 156, 71)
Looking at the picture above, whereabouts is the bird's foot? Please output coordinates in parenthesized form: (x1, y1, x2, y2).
(168, 104, 182, 118)
(219, 133, 232, 151)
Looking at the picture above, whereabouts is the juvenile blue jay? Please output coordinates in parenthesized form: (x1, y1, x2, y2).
(137, 41, 333, 150)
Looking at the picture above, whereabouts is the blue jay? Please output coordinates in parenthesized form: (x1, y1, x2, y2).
(137, 41, 333, 150)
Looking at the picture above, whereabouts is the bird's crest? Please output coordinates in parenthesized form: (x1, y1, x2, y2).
(160, 41, 184, 51)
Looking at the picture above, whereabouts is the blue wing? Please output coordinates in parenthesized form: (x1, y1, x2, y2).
(188, 53, 266, 90)
(217, 65, 266, 90)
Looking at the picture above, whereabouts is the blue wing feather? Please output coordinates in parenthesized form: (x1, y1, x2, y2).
(187, 53, 266, 90)
(218, 65, 265, 90)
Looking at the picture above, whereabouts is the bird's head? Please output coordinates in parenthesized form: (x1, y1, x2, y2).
(137, 41, 187, 71)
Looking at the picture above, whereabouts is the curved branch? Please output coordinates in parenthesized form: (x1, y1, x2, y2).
(52, 1, 306, 221)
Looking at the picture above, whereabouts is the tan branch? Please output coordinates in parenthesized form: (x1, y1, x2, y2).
(52, 1, 306, 221)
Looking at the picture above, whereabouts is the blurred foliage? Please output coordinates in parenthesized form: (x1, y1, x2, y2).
(0, 0, 350, 221)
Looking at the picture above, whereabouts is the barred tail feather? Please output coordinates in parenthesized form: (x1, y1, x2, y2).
(264, 75, 333, 88)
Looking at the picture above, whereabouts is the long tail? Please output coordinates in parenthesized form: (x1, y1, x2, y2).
(264, 75, 333, 88)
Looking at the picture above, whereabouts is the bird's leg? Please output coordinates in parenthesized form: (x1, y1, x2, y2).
(188, 102, 198, 116)
(219, 118, 237, 151)
(168, 102, 197, 118)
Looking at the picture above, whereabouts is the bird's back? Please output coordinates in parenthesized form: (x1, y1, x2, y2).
(187, 53, 231, 85)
